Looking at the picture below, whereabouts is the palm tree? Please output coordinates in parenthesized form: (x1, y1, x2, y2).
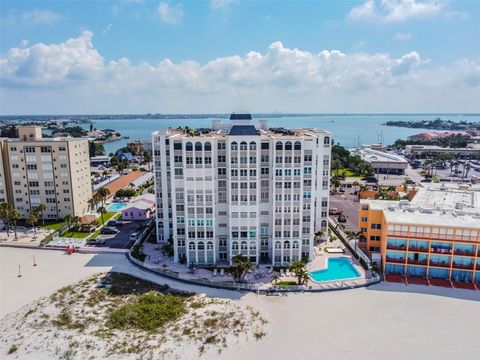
(352, 180, 360, 194)
(346, 230, 363, 252)
(64, 214, 73, 231)
(97, 188, 111, 206)
(26, 212, 39, 237)
(97, 206, 107, 226)
(314, 230, 324, 245)
(332, 159, 342, 177)
(72, 216, 81, 231)
(289, 261, 309, 285)
(34, 204, 47, 227)
(0, 203, 13, 237)
(229, 255, 253, 283)
(271, 274, 280, 286)
(8, 209, 21, 239)
(87, 197, 97, 212)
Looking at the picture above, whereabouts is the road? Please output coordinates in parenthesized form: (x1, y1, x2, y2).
(330, 192, 359, 231)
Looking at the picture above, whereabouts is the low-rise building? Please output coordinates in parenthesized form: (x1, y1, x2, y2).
(358, 183, 480, 288)
(405, 145, 480, 159)
(353, 147, 408, 175)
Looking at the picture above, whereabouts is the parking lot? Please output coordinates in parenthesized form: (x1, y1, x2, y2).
(86, 220, 149, 249)
(330, 190, 359, 232)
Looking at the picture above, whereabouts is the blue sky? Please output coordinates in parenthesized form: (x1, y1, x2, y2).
(1, 1, 479, 114)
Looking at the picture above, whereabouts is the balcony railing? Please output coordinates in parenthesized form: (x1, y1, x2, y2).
(386, 257, 406, 264)
(452, 263, 474, 270)
(430, 248, 452, 255)
(429, 261, 450, 268)
(386, 244, 406, 251)
(407, 259, 428, 265)
(453, 249, 475, 256)
(408, 246, 429, 253)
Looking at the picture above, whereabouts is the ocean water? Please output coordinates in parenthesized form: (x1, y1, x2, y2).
(80, 114, 480, 155)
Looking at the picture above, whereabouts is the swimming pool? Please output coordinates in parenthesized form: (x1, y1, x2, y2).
(107, 203, 127, 212)
(309, 257, 360, 282)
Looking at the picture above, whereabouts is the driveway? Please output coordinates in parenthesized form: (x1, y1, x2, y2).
(93, 220, 148, 249)
(329, 192, 359, 231)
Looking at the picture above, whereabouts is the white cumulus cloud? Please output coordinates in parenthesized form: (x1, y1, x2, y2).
(157, 2, 184, 25)
(348, 0, 445, 23)
(1, 31, 479, 113)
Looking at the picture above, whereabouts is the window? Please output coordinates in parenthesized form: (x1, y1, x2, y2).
(361, 216, 368, 222)
(324, 136, 330, 145)
(173, 142, 182, 150)
(40, 146, 51, 153)
(195, 142, 202, 151)
(186, 142, 193, 151)
(174, 168, 183, 176)
(231, 142, 238, 151)
(371, 224, 382, 230)
(294, 141, 301, 150)
(218, 142, 226, 150)
(304, 167, 312, 174)
(27, 164, 37, 170)
(204, 142, 211, 151)
(285, 141, 292, 150)
(276, 142, 283, 151)
(304, 155, 312, 162)
(261, 142, 269, 149)
(362, 204, 369, 210)
(25, 146, 35, 153)
(249, 142, 256, 151)
(240, 142, 248, 151)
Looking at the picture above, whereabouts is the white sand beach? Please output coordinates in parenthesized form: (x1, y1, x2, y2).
(1, 247, 479, 360)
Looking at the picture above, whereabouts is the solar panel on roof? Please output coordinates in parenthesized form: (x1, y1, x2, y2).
(229, 125, 258, 136)
(230, 114, 252, 120)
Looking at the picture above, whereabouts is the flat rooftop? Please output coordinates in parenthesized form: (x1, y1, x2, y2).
(353, 148, 408, 164)
(362, 183, 480, 228)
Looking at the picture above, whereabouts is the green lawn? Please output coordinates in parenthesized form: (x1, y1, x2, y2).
(59, 230, 91, 239)
(96, 212, 117, 226)
(40, 221, 65, 231)
(335, 168, 362, 178)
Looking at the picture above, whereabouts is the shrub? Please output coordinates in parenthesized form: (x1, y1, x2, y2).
(107, 292, 186, 331)
(8, 344, 18, 354)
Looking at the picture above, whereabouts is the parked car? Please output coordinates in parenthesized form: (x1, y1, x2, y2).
(337, 214, 347, 223)
(86, 238, 106, 246)
(420, 178, 432, 183)
(338, 187, 346, 193)
(107, 219, 123, 227)
(129, 232, 140, 241)
(101, 227, 119, 235)
(361, 176, 378, 183)
(329, 208, 343, 215)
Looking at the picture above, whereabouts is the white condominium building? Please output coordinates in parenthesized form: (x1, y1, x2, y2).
(152, 114, 332, 265)
(0, 126, 92, 219)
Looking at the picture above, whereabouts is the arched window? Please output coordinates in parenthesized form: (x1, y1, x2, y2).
(249, 241, 256, 250)
(321, 220, 327, 229)
(186, 142, 193, 151)
(204, 142, 212, 151)
(232, 241, 239, 250)
(284, 241, 290, 249)
(275, 241, 281, 250)
(293, 241, 299, 249)
(249, 142, 256, 151)
(324, 137, 330, 145)
(195, 142, 202, 151)
(231, 142, 238, 151)
(276, 141, 283, 151)
(285, 141, 292, 150)
(198, 241, 205, 250)
(188, 242, 196, 250)
(241, 241, 248, 250)
(206, 241, 213, 250)
(294, 141, 301, 150)
(240, 141, 248, 151)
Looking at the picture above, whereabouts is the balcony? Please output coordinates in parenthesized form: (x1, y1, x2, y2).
(386, 244, 406, 251)
(430, 248, 452, 255)
(452, 263, 474, 270)
(429, 261, 450, 268)
(453, 249, 475, 256)
(407, 259, 428, 266)
(386, 257, 406, 264)
(408, 246, 429, 253)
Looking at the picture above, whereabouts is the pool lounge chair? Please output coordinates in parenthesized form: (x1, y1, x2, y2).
(213, 268, 217, 276)
(220, 268, 225, 276)
(267, 267, 273, 274)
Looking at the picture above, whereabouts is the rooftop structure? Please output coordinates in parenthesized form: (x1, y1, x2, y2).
(405, 145, 480, 159)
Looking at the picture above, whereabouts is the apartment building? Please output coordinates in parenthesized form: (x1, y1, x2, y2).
(152, 114, 332, 265)
(0, 126, 92, 219)
(358, 183, 480, 287)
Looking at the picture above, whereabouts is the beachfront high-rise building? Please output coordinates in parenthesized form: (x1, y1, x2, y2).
(152, 114, 332, 265)
(0, 126, 92, 219)
(358, 183, 480, 288)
